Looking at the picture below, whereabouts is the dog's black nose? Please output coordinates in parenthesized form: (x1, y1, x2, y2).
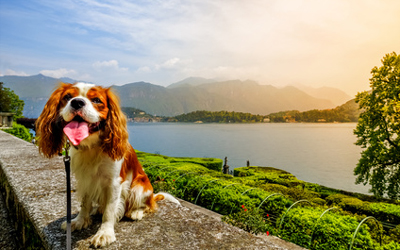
(70, 98, 86, 110)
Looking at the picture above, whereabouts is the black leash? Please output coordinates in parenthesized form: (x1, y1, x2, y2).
(63, 142, 72, 250)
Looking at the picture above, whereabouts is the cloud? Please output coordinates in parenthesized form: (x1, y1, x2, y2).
(92, 60, 128, 72)
(137, 58, 192, 74)
(0, 69, 29, 76)
(136, 66, 152, 73)
(40, 68, 77, 78)
(155, 58, 181, 70)
(2, 0, 400, 94)
(161, 57, 181, 69)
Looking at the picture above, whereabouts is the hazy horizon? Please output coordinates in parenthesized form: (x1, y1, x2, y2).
(0, 73, 354, 98)
(1, 0, 399, 96)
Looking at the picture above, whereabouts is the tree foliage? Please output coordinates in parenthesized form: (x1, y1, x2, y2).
(174, 110, 267, 123)
(268, 100, 360, 123)
(0, 82, 24, 119)
(354, 52, 400, 199)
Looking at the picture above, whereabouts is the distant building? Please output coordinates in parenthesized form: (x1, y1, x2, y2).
(263, 117, 270, 122)
(0, 112, 14, 128)
(285, 117, 296, 123)
(133, 116, 163, 123)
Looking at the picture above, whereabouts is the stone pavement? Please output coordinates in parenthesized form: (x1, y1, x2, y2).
(0, 130, 305, 250)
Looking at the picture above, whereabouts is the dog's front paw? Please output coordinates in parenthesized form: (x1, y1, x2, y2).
(127, 209, 144, 220)
(61, 216, 92, 232)
(91, 226, 116, 248)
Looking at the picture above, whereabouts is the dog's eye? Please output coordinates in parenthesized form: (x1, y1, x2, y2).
(91, 97, 102, 104)
(63, 94, 72, 101)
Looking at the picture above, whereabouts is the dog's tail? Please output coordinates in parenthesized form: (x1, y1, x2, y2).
(154, 192, 181, 206)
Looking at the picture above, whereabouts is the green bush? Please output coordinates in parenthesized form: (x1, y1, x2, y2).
(280, 206, 375, 250)
(3, 122, 32, 142)
(137, 151, 399, 250)
(310, 197, 327, 206)
(376, 241, 400, 250)
(170, 157, 223, 171)
(259, 183, 288, 193)
(234, 166, 304, 187)
(222, 206, 273, 235)
(326, 194, 350, 205)
(341, 197, 364, 211)
(326, 194, 400, 224)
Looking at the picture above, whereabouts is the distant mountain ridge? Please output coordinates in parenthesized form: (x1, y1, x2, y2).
(0, 74, 351, 118)
(171, 78, 352, 106)
(296, 85, 351, 106)
(113, 79, 338, 116)
(167, 77, 219, 88)
(0, 74, 76, 118)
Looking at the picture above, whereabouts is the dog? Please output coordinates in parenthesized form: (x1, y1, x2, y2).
(36, 82, 180, 248)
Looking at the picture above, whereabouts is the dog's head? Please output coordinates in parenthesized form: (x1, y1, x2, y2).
(36, 82, 128, 160)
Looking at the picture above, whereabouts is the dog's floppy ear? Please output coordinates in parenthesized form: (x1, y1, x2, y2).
(36, 83, 71, 158)
(101, 87, 129, 160)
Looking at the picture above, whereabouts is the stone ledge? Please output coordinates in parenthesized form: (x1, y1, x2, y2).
(0, 130, 304, 250)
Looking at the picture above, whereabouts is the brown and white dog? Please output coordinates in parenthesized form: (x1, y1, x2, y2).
(36, 82, 179, 248)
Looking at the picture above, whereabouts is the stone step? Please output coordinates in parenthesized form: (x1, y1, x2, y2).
(0, 130, 305, 250)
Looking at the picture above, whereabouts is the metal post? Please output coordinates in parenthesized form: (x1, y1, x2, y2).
(258, 193, 284, 209)
(309, 207, 338, 249)
(349, 216, 382, 250)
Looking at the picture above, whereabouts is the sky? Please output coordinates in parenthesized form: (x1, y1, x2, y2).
(0, 0, 399, 96)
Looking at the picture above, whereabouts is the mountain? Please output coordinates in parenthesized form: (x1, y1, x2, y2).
(195, 80, 334, 115)
(170, 78, 351, 107)
(113, 82, 183, 116)
(0, 74, 76, 118)
(1, 74, 338, 118)
(114, 79, 335, 116)
(296, 85, 352, 106)
(0, 74, 64, 98)
(167, 77, 219, 88)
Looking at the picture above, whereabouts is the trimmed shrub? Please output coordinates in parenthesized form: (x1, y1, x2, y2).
(3, 122, 32, 142)
(137, 151, 399, 250)
(326, 194, 400, 224)
(170, 157, 223, 171)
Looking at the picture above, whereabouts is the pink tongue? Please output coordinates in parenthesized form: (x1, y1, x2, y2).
(63, 121, 89, 146)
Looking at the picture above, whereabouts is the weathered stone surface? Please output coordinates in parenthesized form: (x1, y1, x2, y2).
(0, 190, 18, 250)
(0, 130, 304, 250)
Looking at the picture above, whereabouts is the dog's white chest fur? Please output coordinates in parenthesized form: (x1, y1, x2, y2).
(70, 146, 123, 204)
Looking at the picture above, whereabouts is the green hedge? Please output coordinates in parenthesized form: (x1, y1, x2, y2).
(169, 157, 222, 171)
(3, 122, 32, 142)
(279, 206, 374, 250)
(234, 166, 304, 187)
(137, 151, 400, 250)
(326, 194, 400, 224)
(235, 167, 400, 225)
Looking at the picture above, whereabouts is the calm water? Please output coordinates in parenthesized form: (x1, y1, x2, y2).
(128, 123, 370, 195)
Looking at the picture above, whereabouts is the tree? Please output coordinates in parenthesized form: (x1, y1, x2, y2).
(0, 82, 24, 119)
(354, 52, 400, 199)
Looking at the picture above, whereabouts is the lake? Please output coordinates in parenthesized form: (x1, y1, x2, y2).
(127, 122, 370, 195)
